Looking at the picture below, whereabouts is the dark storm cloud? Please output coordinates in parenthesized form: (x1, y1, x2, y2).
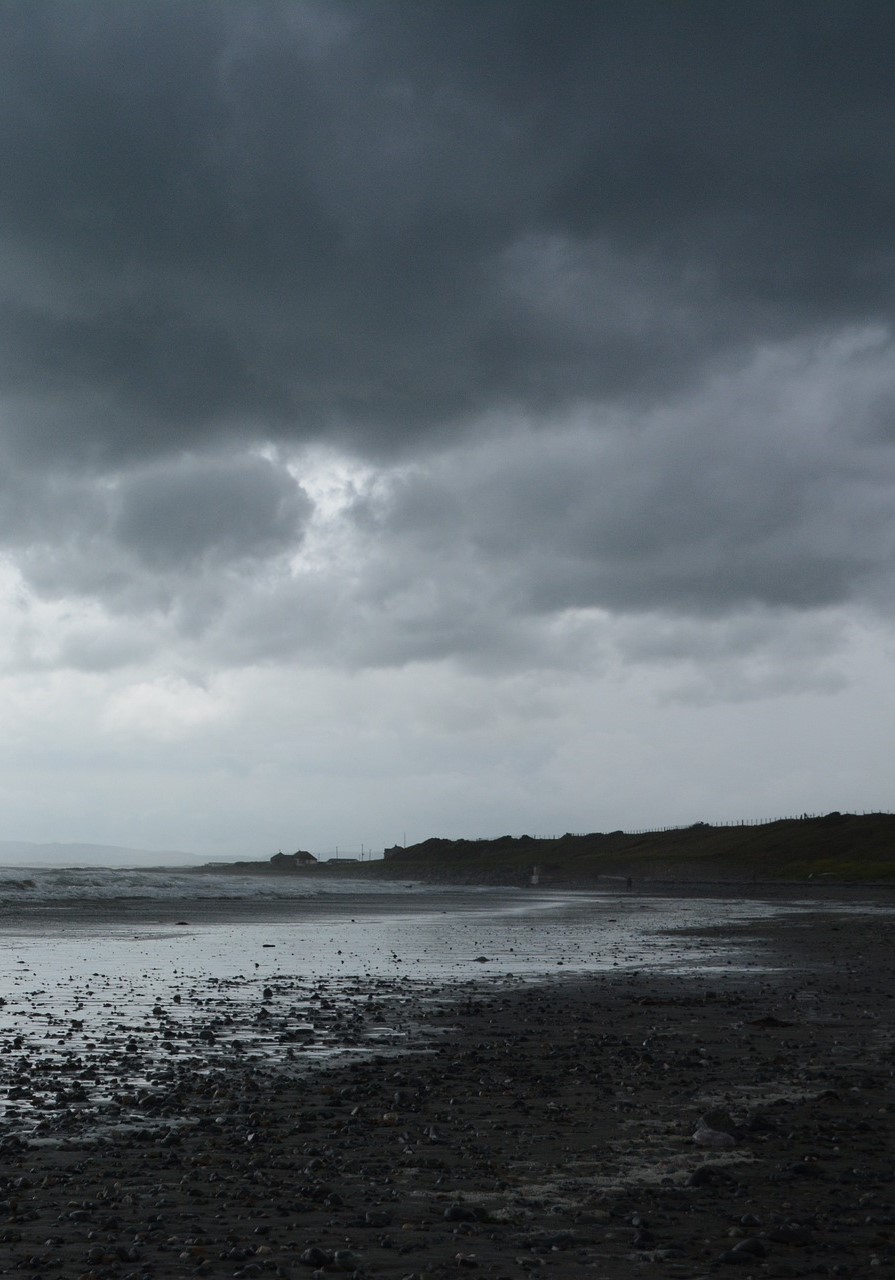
(113, 454, 310, 571)
(0, 1, 893, 465)
(8, 451, 310, 621)
(343, 329, 895, 639)
(2, 0, 895, 679)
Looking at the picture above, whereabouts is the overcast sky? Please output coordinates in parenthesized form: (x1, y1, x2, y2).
(0, 1, 893, 860)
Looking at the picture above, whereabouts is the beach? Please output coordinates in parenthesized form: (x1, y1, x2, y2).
(0, 878, 892, 1277)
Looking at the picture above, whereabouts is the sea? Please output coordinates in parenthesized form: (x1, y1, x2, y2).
(0, 866, 879, 1142)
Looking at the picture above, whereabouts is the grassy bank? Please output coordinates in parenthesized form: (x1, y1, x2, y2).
(373, 812, 895, 885)
(370, 812, 895, 885)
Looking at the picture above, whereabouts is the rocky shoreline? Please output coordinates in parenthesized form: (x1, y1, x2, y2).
(1, 903, 893, 1278)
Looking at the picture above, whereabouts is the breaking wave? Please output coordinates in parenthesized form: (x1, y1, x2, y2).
(0, 865, 412, 904)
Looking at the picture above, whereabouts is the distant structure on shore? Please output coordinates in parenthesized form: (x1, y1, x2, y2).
(270, 850, 317, 868)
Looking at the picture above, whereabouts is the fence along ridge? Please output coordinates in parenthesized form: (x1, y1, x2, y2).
(471, 812, 892, 840)
(624, 810, 892, 835)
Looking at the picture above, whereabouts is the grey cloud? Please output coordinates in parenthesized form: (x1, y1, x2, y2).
(613, 608, 851, 704)
(2, 2, 895, 697)
(5, 325, 893, 685)
(137, 325, 894, 677)
(26, 621, 158, 676)
(113, 454, 310, 571)
(204, 554, 570, 676)
(0, 2, 892, 467)
(0, 299, 288, 441)
(344, 329, 895, 638)
(5, 451, 310, 633)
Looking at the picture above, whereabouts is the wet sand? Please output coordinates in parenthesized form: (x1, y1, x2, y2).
(1, 899, 893, 1278)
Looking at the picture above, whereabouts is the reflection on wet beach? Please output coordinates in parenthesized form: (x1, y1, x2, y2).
(0, 876, 887, 1143)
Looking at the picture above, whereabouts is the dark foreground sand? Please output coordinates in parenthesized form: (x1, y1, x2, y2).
(1, 903, 893, 1278)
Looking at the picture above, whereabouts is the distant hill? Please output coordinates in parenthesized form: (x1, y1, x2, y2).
(371, 812, 895, 885)
(0, 841, 200, 867)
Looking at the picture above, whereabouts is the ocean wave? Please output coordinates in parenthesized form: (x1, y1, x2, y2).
(0, 865, 414, 904)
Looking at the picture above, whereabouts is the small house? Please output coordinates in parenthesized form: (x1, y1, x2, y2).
(270, 850, 317, 870)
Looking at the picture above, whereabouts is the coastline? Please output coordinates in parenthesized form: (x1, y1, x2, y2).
(1, 896, 893, 1276)
(188, 812, 895, 887)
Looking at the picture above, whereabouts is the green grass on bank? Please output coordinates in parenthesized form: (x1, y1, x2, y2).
(366, 812, 895, 885)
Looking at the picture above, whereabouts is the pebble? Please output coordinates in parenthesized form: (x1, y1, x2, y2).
(693, 1123, 737, 1148)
